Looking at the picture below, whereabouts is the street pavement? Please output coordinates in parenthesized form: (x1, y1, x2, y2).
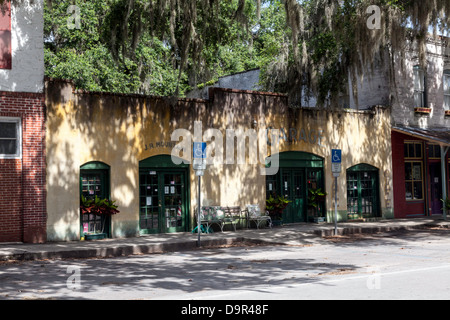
(0, 217, 449, 262)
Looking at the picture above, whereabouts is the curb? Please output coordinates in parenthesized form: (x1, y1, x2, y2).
(313, 222, 442, 237)
(1, 237, 272, 262)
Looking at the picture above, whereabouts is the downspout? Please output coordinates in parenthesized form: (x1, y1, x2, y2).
(441, 145, 449, 220)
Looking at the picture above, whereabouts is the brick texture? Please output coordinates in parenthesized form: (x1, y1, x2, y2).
(0, 91, 46, 243)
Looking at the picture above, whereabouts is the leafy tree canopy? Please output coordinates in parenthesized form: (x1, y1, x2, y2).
(4, 0, 450, 106)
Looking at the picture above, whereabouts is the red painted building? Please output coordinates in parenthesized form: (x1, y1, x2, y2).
(0, 0, 46, 243)
(392, 129, 450, 218)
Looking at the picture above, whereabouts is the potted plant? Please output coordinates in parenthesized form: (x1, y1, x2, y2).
(266, 194, 291, 226)
(307, 188, 327, 223)
(80, 195, 120, 240)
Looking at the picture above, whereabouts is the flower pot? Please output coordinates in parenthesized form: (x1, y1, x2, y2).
(414, 107, 432, 114)
(84, 233, 107, 241)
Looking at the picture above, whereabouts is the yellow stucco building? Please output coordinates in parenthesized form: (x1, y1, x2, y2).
(45, 79, 393, 242)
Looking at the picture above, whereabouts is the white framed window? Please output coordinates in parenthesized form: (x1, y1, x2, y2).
(413, 65, 426, 108)
(0, 117, 22, 159)
(444, 70, 450, 111)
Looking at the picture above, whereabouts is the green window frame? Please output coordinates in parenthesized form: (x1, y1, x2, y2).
(80, 162, 111, 237)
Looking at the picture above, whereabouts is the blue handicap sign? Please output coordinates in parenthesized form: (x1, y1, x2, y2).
(193, 142, 207, 159)
(332, 149, 342, 163)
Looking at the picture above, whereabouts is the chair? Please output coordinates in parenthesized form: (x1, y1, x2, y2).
(246, 204, 272, 229)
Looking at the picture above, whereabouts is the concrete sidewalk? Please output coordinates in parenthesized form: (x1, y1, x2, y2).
(0, 217, 448, 262)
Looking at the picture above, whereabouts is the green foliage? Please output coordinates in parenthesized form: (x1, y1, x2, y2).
(80, 195, 120, 216)
(43, 0, 449, 103)
(266, 194, 291, 220)
(44, 0, 266, 97)
(307, 188, 327, 208)
(442, 198, 450, 211)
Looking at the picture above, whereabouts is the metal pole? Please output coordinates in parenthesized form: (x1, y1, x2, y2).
(441, 146, 449, 220)
(197, 175, 201, 246)
(334, 176, 338, 236)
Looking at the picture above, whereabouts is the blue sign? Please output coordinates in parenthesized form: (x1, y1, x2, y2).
(332, 149, 342, 163)
(193, 142, 207, 159)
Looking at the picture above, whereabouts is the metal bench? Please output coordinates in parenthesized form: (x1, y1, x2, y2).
(198, 206, 225, 232)
(195, 206, 243, 232)
(245, 204, 272, 229)
(222, 206, 243, 231)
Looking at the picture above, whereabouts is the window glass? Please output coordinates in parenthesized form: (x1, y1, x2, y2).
(414, 65, 425, 108)
(0, 119, 20, 158)
(444, 71, 450, 110)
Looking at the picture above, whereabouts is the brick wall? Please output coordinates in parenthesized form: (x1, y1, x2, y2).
(0, 91, 46, 243)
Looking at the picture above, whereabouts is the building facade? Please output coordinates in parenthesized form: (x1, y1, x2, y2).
(0, 0, 46, 243)
(45, 79, 393, 241)
(389, 37, 450, 218)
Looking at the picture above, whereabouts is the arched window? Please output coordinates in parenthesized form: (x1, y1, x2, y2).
(80, 161, 111, 239)
(347, 164, 380, 220)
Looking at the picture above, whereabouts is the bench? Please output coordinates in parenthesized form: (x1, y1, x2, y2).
(196, 206, 244, 232)
(223, 206, 244, 231)
(244, 204, 272, 229)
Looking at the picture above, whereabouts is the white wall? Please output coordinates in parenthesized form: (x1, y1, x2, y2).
(0, 0, 44, 93)
(391, 38, 450, 128)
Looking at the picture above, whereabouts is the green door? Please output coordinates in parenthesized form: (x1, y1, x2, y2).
(281, 169, 305, 223)
(347, 165, 380, 219)
(139, 170, 188, 234)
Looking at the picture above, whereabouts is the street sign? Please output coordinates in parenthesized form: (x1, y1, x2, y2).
(193, 142, 207, 176)
(193, 142, 207, 159)
(332, 149, 341, 163)
(331, 149, 341, 235)
(331, 149, 341, 177)
(193, 142, 207, 247)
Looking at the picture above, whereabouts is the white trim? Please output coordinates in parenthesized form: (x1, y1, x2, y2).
(0, 116, 22, 159)
(444, 70, 450, 111)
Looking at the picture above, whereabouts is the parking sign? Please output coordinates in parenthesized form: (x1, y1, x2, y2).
(332, 149, 341, 177)
(193, 142, 207, 159)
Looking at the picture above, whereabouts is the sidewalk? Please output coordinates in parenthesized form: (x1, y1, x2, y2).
(0, 217, 448, 262)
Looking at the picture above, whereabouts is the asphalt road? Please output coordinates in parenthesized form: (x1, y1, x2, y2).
(1, 227, 450, 302)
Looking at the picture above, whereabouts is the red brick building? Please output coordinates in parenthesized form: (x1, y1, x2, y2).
(0, 0, 46, 243)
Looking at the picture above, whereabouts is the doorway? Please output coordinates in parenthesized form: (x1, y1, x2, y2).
(346, 164, 380, 219)
(139, 155, 189, 234)
(429, 162, 442, 215)
(266, 152, 325, 223)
